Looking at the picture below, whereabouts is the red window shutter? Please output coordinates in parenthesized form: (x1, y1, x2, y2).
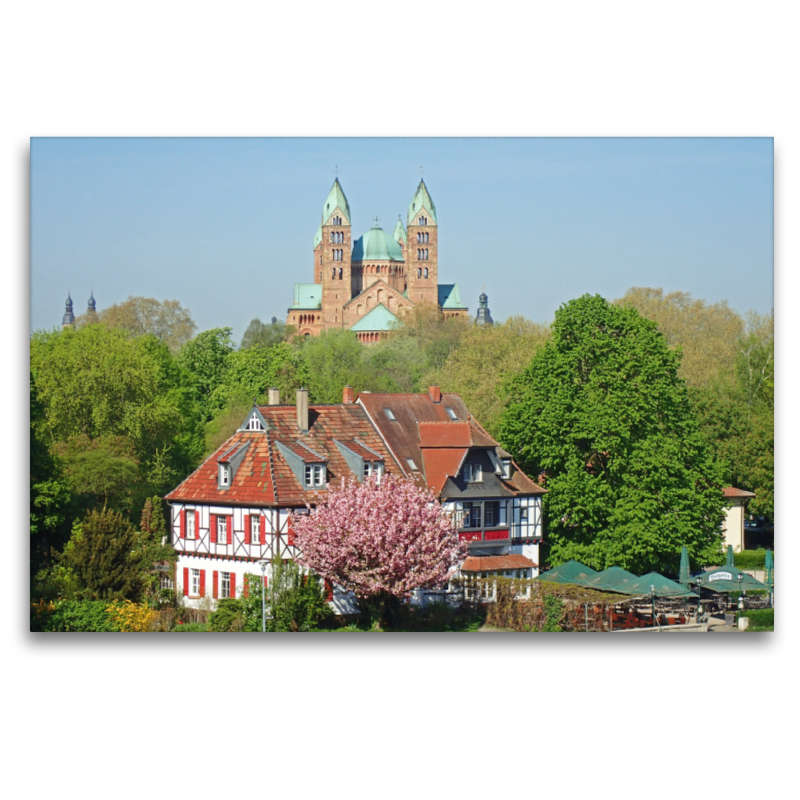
(194, 510, 199, 537)
(180, 509, 186, 539)
(230, 573, 236, 598)
(199, 570, 206, 597)
(226, 515, 232, 543)
(210, 514, 217, 544)
(244, 515, 251, 545)
(324, 578, 333, 601)
(260, 514, 266, 542)
(213, 570, 219, 599)
(287, 514, 295, 546)
(183, 567, 189, 596)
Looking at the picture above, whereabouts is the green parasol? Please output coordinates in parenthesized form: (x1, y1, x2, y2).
(693, 564, 768, 594)
(765, 549, 774, 589)
(725, 545, 735, 568)
(584, 566, 639, 594)
(679, 546, 691, 588)
(623, 572, 698, 599)
(536, 561, 598, 588)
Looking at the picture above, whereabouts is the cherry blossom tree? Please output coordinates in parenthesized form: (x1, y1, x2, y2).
(293, 475, 467, 628)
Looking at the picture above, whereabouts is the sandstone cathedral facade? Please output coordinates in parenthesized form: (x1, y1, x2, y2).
(287, 178, 469, 342)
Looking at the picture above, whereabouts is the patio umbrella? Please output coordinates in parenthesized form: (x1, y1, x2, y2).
(623, 572, 698, 599)
(765, 549, 774, 589)
(584, 566, 639, 594)
(725, 545, 735, 568)
(536, 561, 598, 588)
(679, 546, 691, 588)
(693, 564, 768, 594)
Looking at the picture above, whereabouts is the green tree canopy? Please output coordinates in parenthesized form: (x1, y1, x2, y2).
(177, 327, 235, 420)
(240, 318, 294, 350)
(500, 294, 725, 575)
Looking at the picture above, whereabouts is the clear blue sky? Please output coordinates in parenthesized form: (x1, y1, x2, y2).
(30, 137, 773, 342)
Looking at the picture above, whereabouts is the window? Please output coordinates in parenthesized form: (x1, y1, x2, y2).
(445, 407, 458, 420)
(221, 572, 231, 598)
(463, 502, 482, 528)
(502, 459, 512, 479)
(186, 512, 196, 540)
(363, 461, 384, 481)
(406, 457, 418, 471)
(520, 506, 528, 522)
(250, 514, 260, 545)
(383, 408, 396, 421)
(485, 502, 495, 527)
(160, 575, 173, 590)
(190, 568, 200, 596)
(219, 464, 230, 486)
(305, 464, 325, 487)
(463, 463, 482, 482)
(247, 414, 263, 431)
(339, 268, 343, 279)
(424, 267, 428, 278)
(217, 515, 228, 544)
(419, 215, 427, 225)
(417, 267, 422, 277)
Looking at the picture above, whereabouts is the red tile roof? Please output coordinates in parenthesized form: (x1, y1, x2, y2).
(461, 555, 538, 572)
(722, 486, 756, 499)
(417, 421, 472, 448)
(166, 404, 400, 507)
(420, 448, 468, 494)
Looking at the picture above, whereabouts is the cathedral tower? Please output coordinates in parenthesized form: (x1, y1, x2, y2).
(406, 179, 438, 306)
(62, 293, 75, 329)
(320, 178, 352, 328)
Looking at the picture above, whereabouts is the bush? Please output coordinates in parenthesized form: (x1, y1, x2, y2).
(742, 608, 774, 630)
(208, 599, 244, 631)
(733, 549, 771, 570)
(31, 599, 121, 632)
(173, 622, 209, 632)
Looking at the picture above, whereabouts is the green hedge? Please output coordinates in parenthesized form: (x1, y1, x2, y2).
(742, 609, 774, 630)
(173, 622, 208, 632)
(733, 549, 772, 570)
(31, 600, 121, 632)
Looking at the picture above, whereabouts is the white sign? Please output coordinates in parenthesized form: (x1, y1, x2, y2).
(709, 571, 733, 582)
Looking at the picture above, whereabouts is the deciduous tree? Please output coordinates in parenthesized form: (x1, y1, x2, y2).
(293, 475, 467, 627)
(500, 294, 725, 575)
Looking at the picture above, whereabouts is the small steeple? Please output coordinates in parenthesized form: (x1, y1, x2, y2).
(476, 287, 494, 326)
(393, 215, 406, 245)
(62, 292, 75, 329)
(87, 288, 97, 315)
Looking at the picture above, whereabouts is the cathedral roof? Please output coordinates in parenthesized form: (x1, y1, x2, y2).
(290, 283, 322, 310)
(438, 283, 468, 310)
(314, 224, 322, 248)
(352, 225, 404, 262)
(349, 303, 399, 332)
(393, 218, 406, 244)
(407, 179, 437, 226)
(322, 178, 351, 225)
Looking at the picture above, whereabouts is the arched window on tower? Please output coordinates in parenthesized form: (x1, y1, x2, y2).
(332, 267, 336, 279)
(419, 215, 427, 225)
(417, 268, 422, 278)
(424, 268, 428, 278)
(339, 268, 343, 279)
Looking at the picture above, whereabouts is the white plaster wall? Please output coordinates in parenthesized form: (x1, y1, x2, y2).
(722, 501, 746, 552)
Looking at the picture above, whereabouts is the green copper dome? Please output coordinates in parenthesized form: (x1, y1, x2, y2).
(352, 225, 404, 262)
(322, 178, 351, 225)
(407, 179, 437, 226)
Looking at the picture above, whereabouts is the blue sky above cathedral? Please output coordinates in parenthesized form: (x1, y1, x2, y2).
(31, 137, 773, 341)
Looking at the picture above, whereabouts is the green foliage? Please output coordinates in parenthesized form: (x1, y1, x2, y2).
(173, 622, 209, 632)
(177, 327, 235, 420)
(543, 594, 564, 632)
(31, 599, 121, 632)
(733, 549, 771, 570)
(240, 318, 294, 350)
(297, 329, 369, 404)
(61, 508, 142, 601)
(500, 294, 725, 575)
(741, 608, 773, 630)
(136, 497, 177, 604)
(208, 599, 245, 631)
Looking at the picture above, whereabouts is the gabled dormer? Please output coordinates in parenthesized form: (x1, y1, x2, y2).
(334, 438, 385, 483)
(275, 440, 328, 490)
(217, 442, 251, 490)
(239, 406, 268, 433)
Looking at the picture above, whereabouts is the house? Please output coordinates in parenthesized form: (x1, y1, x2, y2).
(164, 385, 546, 610)
(287, 178, 470, 341)
(721, 486, 756, 552)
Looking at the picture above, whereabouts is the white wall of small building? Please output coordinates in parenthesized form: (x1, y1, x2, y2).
(722, 500, 747, 552)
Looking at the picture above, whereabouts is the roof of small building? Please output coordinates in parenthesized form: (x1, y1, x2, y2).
(166, 403, 400, 507)
(461, 554, 538, 572)
(290, 283, 323, 310)
(438, 283, 468, 310)
(722, 486, 756, 498)
(351, 225, 405, 262)
(349, 303, 399, 332)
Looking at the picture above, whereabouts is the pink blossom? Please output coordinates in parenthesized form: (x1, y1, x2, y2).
(293, 475, 467, 600)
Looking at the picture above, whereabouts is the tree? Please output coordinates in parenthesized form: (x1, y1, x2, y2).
(293, 475, 467, 628)
(296, 328, 368, 404)
(500, 294, 725, 575)
(78, 296, 197, 353)
(387, 303, 470, 374)
(177, 327, 235, 420)
(615, 287, 744, 389)
(240, 318, 294, 350)
(61, 508, 142, 601)
(426, 316, 550, 437)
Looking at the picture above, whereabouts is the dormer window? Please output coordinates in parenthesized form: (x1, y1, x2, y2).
(219, 464, 230, 487)
(502, 459, 512, 479)
(463, 463, 482, 483)
(363, 461, 384, 481)
(305, 464, 326, 488)
(445, 407, 458, 420)
(247, 414, 264, 431)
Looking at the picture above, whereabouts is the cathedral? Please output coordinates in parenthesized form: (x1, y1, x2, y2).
(287, 178, 470, 342)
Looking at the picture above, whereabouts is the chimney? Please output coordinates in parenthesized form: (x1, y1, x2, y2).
(342, 385, 354, 405)
(296, 388, 309, 432)
(428, 385, 441, 404)
(268, 387, 280, 406)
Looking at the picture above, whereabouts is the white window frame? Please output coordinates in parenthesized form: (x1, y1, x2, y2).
(247, 415, 263, 431)
(305, 464, 326, 488)
(464, 463, 482, 483)
(445, 407, 458, 420)
(190, 568, 200, 596)
(221, 572, 231, 599)
(219, 464, 230, 487)
(217, 515, 228, 544)
(363, 461, 384, 482)
(250, 514, 260, 545)
(186, 511, 196, 540)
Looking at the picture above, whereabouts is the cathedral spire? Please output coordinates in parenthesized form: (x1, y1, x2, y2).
(87, 288, 97, 315)
(476, 288, 494, 326)
(62, 292, 75, 329)
(407, 178, 437, 226)
(322, 177, 351, 225)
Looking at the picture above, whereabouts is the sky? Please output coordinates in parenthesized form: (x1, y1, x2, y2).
(30, 137, 773, 343)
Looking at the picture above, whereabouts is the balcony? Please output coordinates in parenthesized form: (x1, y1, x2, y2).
(458, 528, 510, 544)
